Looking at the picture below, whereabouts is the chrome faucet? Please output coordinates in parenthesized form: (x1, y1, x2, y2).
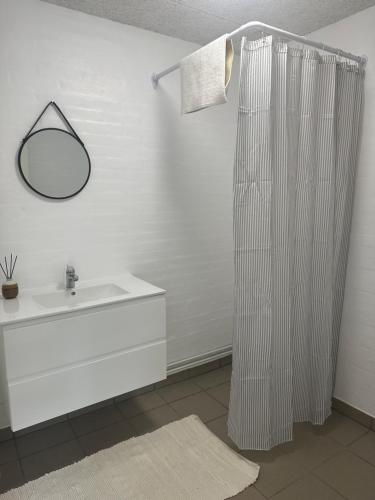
(66, 265, 79, 289)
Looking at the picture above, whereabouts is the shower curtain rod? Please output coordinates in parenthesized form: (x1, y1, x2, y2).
(151, 20, 367, 87)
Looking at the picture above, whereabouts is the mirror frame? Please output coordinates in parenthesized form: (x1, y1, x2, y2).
(18, 127, 91, 200)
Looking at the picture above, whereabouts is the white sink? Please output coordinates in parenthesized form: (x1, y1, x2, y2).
(33, 283, 128, 309)
(0, 274, 165, 326)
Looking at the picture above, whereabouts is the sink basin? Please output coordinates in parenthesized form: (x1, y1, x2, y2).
(33, 283, 128, 309)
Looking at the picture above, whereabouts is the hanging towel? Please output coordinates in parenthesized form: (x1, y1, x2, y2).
(180, 35, 234, 114)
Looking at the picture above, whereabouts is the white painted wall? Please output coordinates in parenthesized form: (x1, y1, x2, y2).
(0, 0, 238, 424)
(310, 7, 375, 418)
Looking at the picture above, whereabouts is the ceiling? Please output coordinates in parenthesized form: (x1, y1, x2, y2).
(42, 0, 375, 46)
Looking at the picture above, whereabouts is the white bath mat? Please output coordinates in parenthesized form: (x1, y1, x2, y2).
(2, 415, 259, 499)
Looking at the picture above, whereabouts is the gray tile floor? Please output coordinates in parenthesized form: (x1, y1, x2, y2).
(0, 360, 374, 499)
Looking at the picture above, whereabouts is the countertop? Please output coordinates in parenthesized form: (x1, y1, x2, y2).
(0, 274, 165, 326)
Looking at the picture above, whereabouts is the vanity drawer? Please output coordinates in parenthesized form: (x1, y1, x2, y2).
(3, 296, 165, 381)
(7, 340, 166, 431)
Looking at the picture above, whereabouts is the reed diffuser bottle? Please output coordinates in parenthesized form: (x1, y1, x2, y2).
(1, 254, 18, 299)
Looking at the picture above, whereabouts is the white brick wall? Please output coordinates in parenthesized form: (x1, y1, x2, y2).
(310, 8, 375, 418)
(0, 0, 238, 425)
(2, 0, 372, 428)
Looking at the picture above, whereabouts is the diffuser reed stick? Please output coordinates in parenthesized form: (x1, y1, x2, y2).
(0, 254, 17, 280)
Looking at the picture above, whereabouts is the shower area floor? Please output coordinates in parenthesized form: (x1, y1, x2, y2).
(0, 358, 374, 499)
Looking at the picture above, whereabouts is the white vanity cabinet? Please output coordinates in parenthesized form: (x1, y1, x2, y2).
(0, 275, 166, 431)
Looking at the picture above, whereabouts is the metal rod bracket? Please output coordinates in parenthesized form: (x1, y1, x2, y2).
(151, 73, 158, 89)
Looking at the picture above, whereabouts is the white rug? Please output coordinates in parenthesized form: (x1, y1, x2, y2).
(2, 415, 259, 499)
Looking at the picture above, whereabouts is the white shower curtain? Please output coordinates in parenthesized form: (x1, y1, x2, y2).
(228, 36, 364, 450)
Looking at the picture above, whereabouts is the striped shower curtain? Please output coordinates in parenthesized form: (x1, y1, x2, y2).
(228, 36, 364, 450)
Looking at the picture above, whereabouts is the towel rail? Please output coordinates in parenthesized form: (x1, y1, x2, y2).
(151, 20, 367, 88)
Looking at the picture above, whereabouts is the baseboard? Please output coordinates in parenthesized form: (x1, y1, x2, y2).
(332, 397, 375, 430)
(167, 345, 232, 375)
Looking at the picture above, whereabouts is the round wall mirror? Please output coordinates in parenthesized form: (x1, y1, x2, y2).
(18, 128, 91, 200)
